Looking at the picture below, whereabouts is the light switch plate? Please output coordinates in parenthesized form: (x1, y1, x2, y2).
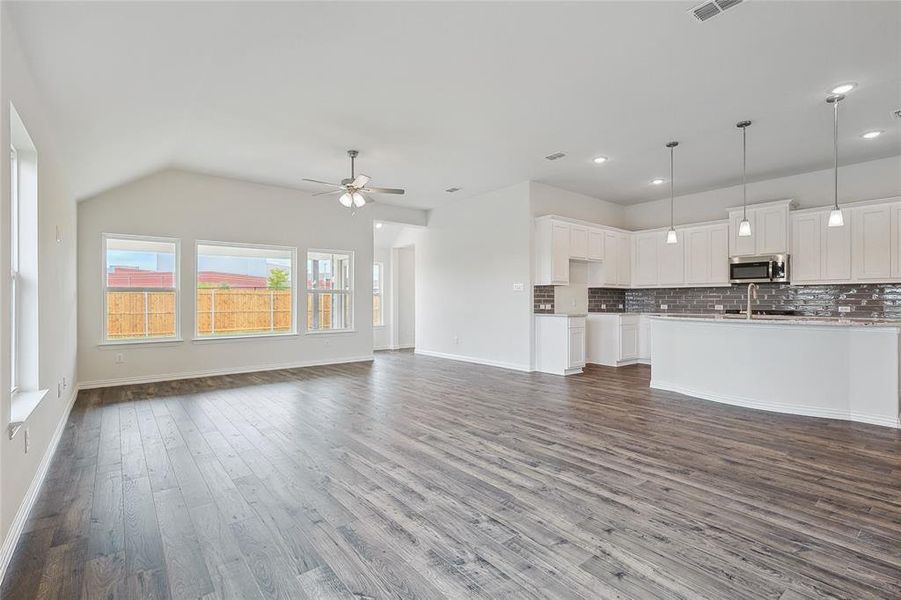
(512, 283, 524, 291)
(838, 306, 852, 313)
(660, 304, 668, 310)
(715, 304, 724, 311)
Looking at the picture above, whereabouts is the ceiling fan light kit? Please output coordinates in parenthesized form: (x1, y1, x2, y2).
(303, 149, 405, 212)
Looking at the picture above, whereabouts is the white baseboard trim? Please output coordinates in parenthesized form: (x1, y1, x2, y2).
(373, 344, 415, 351)
(651, 379, 900, 429)
(414, 349, 532, 373)
(79, 355, 375, 390)
(0, 384, 80, 585)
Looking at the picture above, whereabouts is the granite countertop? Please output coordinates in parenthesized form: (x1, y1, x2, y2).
(649, 313, 901, 329)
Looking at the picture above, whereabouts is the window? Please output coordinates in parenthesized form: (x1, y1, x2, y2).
(9, 147, 18, 391)
(372, 263, 384, 326)
(103, 235, 179, 342)
(195, 242, 296, 338)
(307, 251, 353, 332)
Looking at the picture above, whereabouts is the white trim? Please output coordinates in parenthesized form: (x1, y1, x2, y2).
(415, 349, 532, 373)
(98, 337, 184, 347)
(191, 332, 299, 343)
(374, 344, 414, 351)
(0, 385, 80, 584)
(78, 355, 375, 389)
(651, 379, 900, 429)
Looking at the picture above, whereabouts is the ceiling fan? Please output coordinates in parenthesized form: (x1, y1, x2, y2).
(303, 149, 405, 209)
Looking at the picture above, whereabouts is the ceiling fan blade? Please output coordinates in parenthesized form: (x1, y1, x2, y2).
(302, 178, 343, 188)
(362, 186, 405, 195)
(351, 174, 371, 188)
(312, 189, 343, 197)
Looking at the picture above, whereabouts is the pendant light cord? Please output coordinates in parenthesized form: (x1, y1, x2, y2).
(833, 98, 839, 211)
(670, 145, 675, 229)
(742, 125, 747, 219)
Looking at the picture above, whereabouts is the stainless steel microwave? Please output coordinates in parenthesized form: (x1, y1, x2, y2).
(729, 254, 790, 283)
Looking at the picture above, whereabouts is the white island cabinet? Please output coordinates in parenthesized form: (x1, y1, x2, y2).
(650, 316, 901, 429)
(534, 315, 585, 375)
(585, 314, 651, 367)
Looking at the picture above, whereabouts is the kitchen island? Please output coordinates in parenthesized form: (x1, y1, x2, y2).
(649, 315, 901, 428)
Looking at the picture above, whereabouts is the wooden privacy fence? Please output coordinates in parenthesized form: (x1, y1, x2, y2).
(106, 288, 335, 338)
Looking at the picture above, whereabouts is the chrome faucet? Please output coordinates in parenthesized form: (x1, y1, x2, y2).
(746, 283, 758, 320)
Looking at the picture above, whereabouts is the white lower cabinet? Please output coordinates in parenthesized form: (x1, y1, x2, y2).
(586, 314, 648, 367)
(534, 315, 586, 375)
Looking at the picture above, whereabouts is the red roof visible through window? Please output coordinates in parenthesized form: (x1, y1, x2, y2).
(107, 267, 268, 288)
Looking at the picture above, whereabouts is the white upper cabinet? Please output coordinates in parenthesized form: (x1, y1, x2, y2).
(632, 232, 658, 287)
(570, 225, 588, 260)
(616, 233, 631, 287)
(685, 227, 711, 285)
(709, 224, 729, 285)
(729, 200, 792, 257)
(534, 218, 571, 285)
(822, 211, 852, 281)
(893, 205, 901, 278)
(657, 231, 685, 286)
(791, 212, 823, 282)
(852, 204, 892, 280)
(588, 228, 605, 261)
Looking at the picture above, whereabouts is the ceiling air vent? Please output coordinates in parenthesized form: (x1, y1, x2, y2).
(445, 187, 461, 193)
(689, 0, 743, 22)
(545, 152, 566, 161)
(893, 108, 901, 120)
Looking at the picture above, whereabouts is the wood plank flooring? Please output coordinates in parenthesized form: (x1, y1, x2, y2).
(2, 350, 899, 599)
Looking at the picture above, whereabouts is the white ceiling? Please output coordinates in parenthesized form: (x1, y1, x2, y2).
(7, 1, 901, 209)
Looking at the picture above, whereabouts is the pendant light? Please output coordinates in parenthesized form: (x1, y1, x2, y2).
(737, 120, 752, 237)
(665, 141, 679, 244)
(826, 94, 845, 227)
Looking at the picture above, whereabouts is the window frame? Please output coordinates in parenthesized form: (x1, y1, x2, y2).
(9, 146, 19, 393)
(193, 240, 298, 341)
(101, 233, 182, 345)
(306, 249, 355, 334)
(372, 262, 384, 327)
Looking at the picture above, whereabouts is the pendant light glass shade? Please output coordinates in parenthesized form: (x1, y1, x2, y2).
(666, 228, 678, 245)
(351, 192, 366, 208)
(826, 94, 845, 227)
(828, 208, 844, 227)
(665, 141, 679, 244)
(737, 120, 752, 237)
(338, 192, 353, 208)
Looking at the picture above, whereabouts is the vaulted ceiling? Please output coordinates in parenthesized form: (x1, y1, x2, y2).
(7, 1, 901, 209)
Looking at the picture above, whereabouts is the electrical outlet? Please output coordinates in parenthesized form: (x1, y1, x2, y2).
(24, 427, 30, 454)
(618, 304, 623, 309)
(715, 304, 724, 311)
(838, 306, 852, 313)
(601, 304, 606, 310)
(660, 304, 668, 310)
(453, 335, 460, 345)
(63, 377, 68, 389)
(115, 352, 125, 364)
(58, 382, 62, 399)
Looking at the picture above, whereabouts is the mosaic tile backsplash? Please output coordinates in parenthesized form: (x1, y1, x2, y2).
(535, 284, 901, 319)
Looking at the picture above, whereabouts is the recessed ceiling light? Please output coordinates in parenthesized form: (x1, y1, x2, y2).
(830, 82, 857, 95)
(651, 178, 665, 185)
(593, 156, 609, 164)
(861, 130, 883, 139)
(374, 222, 383, 229)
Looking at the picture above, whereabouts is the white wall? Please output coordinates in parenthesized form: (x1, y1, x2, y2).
(624, 156, 901, 230)
(395, 246, 415, 349)
(413, 181, 533, 371)
(530, 181, 626, 228)
(77, 169, 426, 386)
(1, 6, 78, 567)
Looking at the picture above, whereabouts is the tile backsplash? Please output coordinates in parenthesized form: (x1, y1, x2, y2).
(535, 283, 901, 319)
(625, 283, 901, 319)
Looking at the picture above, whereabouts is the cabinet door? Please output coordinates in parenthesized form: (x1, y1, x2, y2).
(684, 228, 710, 285)
(588, 229, 605, 261)
(730, 211, 756, 257)
(657, 232, 685, 286)
(603, 231, 619, 285)
(632, 233, 658, 287)
(616, 234, 631, 286)
(892, 205, 901, 278)
(756, 206, 789, 255)
(551, 222, 571, 284)
(790, 212, 822, 282)
(568, 326, 586, 368)
(620, 324, 639, 360)
(822, 210, 851, 281)
(709, 224, 729, 285)
(852, 205, 892, 280)
(570, 225, 588, 260)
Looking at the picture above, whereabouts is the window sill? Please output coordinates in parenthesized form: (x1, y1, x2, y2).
(9, 389, 49, 439)
(305, 329, 357, 336)
(192, 332, 298, 343)
(373, 325, 385, 329)
(99, 338, 184, 348)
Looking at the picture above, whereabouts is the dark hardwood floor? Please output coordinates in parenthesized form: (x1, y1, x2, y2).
(2, 350, 899, 599)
